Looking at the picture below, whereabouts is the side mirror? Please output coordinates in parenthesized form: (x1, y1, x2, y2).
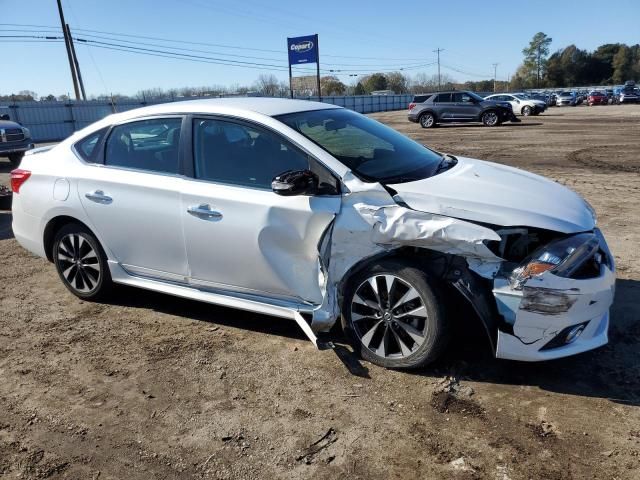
(271, 169, 319, 196)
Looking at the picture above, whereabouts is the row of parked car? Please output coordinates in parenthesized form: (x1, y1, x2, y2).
(528, 81, 639, 106)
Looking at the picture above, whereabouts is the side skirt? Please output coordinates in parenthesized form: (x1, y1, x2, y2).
(108, 261, 329, 349)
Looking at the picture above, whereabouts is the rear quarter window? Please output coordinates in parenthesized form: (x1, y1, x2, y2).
(412, 95, 432, 103)
(74, 128, 108, 163)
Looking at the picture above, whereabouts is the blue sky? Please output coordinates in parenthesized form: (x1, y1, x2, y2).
(2, 0, 639, 97)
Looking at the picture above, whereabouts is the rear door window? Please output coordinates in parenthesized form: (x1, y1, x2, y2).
(104, 118, 182, 174)
(434, 93, 452, 102)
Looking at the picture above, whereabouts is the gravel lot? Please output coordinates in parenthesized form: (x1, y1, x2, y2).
(1, 105, 639, 479)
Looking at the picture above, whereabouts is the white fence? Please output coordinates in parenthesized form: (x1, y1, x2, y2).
(0, 94, 413, 142)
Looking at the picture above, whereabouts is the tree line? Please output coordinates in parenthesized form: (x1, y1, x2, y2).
(512, 32, 640, 89)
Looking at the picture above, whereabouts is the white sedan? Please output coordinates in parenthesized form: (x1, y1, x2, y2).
(10, 98, 614, 368)
(485, 93, 547, 116)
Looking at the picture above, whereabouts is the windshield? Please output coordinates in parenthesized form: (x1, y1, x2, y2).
(276, 108, 445, 183)
(514, 94, 529, 99)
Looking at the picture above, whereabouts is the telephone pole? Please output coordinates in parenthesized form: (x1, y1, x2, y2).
(56, 0, 81, 100)
(433, 48, 444, 90)
(492, 63, 499, 92)
(66, 24, 86, 100)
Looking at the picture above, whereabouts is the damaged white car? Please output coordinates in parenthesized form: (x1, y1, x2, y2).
(11, 98, 615, 369)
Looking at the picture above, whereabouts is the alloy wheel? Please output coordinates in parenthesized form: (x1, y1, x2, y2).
(420, 114, 434, 128)
(483, 111, 499, 126)
(350, 274, 428, 359)
(57, 233, 101, 293)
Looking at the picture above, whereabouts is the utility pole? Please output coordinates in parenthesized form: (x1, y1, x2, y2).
(56, 0, 81, 100)
(492, 63, 499, 92)
(66, 24, 86, 100)
(433, 48, 444, 90)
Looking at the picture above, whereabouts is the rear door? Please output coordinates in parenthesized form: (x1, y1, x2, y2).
(78, 116, 189, 282)
(433, 93, 454, 120)
(181, 116, 340, 304)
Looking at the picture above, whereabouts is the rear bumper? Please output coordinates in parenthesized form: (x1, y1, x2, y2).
(407, 113, 419, 123)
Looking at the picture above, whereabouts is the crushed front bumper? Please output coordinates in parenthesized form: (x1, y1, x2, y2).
(492, 229, 615, 361)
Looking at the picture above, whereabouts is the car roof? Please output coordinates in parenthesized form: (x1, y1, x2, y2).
(113, 97, 339, 121)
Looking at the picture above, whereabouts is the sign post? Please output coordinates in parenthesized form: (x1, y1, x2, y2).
(287, 34, 320, 99)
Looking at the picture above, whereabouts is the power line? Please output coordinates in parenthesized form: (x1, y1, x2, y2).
(0, 23, 435, 62)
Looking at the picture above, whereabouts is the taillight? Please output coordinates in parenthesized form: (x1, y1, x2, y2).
(409, 102, 416, 110)
(10, 169, 31, 193)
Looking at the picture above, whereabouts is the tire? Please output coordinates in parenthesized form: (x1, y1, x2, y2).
(419, 112, 436, 128)
(8, 153, 23, 166)
(521, 105, 532, 116)
(481, 110, 500, 127)
(341, 259, 449, 369)
(53, 223, 113, 301)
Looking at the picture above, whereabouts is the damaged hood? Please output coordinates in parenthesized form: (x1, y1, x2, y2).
(389, 157, 595, 233)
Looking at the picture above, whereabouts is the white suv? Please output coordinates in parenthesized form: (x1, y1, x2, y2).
(485, 93, 547, 116)
(11, 98, 614, 369)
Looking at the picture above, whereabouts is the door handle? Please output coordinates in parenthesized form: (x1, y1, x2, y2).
(85, 190, 112, 204)
(187, 203, 223, 220)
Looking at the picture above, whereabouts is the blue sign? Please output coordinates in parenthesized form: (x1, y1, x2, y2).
(287, 35, 318, 65)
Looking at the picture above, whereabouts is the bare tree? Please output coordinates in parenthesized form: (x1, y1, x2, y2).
(254, 74, 281, 97)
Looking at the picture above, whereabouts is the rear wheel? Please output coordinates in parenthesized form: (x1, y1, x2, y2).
(341, 260, 449, 369)
(53, 223, 113, 301)
(419, 112, 436, 128)
(521, 105, 532, 116)
(8, 153, 23, 166)
(481, 110, 500, 127)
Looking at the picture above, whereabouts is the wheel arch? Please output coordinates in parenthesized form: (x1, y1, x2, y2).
(43, 215, 96, 262)
(336, 247, 498, 354)
(418, 109, 438, 121)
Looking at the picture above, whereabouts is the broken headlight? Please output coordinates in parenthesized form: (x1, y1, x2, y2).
(509, 233, 600, 289)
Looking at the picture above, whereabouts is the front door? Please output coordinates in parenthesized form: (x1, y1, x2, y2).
(453, 92, 481, 120)
(181, 117, 340, 304)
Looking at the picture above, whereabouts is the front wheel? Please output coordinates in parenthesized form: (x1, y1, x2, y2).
(53, 223, 113, 301)
(419, 112, 436, 128)
(8, 153, 23, 166)
(341, 260, 449, 369)
(521, 105, 532, 116)
(481, 110, 500, 127)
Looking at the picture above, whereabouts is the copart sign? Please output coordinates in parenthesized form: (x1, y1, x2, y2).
(287, 34, 318, 65)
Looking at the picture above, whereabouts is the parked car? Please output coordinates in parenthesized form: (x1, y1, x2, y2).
(408, 91, 515, 128)
(587, 91, 607, 106)
(0, 114, 34, 165)
(484, 93, 547, 116)
(11, 98, 615, 369)
(555, 92, 577, 106)
(616, 82, 639, 104)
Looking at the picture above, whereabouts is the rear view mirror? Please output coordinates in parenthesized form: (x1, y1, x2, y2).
(272, 169, 319, 196)
(325, 119, 346, 131)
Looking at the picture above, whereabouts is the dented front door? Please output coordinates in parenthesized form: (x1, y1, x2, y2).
(181, 182, 338, 304)
(182, 116, 340, 304)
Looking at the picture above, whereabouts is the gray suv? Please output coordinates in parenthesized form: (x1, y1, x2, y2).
(408, 91, 515, 128)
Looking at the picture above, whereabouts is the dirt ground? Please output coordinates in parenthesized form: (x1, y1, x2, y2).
(1, 104, 639, 480)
